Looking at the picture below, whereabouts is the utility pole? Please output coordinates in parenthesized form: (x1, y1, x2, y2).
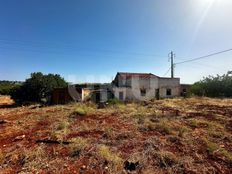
(169, 51, 175, 78)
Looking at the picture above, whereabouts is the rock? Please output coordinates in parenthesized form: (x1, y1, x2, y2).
(80, 165, 86, 170)
(219, 144, 225, 148)
(14, 135, 25, 141)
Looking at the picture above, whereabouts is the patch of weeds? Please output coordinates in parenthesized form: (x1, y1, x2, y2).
(167, 136, 181, 144)
(224, 135, 232, 143)
(56, 120, 69, 130)
(97, 144, 122, 164)
(155, 121, 172, 135)
(189, 119, 209, 128)
(203, 138, 219, 153)
(207, 128, 224, 139)
(73, 108, 87, 116)
(103, 127, 115, 139)
(69, 137, 88, 157)
(132, 113, 144, 122)
(71, 103, 95, 116)
(189, 119, 198, 128)
(178, 127, 191, 138)
(177, 156, 194, 173)
(107, 98, 123, 106)
(76, 121, 90, 132)
(154, 151, 179, 168)
(146, 120, 156, 131)
(115, 132, 131, 141)
(203, 138, 232, 164)
(208, 121, 224, 129)
(52, 118, 70, 141)
(220, 149, 232, 165)
(22, 145, 47, 171)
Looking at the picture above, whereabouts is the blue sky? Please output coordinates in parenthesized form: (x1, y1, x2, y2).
(0, 0, 232, 84)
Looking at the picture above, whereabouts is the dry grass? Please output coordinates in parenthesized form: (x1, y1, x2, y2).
(0, 97, 232, 173)
(0, 95, 14, 105)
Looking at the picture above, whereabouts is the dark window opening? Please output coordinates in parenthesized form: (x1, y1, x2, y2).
(119, 92, 124, 100)
(166, 89, 172, 96)
(140, 89, 146, 96)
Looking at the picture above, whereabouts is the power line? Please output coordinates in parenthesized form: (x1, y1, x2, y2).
(175, 48, 232, 65)
(0, 38, 166, 58)
(0, 45, 166, 61)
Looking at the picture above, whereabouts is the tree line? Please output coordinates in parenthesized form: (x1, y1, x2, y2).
(0, 72, 67, 104)
(191, 71, 232, 97)
(0, 81, 22, 95)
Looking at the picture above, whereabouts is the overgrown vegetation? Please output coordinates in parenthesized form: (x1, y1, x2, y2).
(107, 98, 123, 105)
(191, 71, 232, 97)
(97, 144, 122, 165)
(71, 103, 96, 116)
(0, 80, 22, 95)
(10, 72, 67, 104)
(1, 97, 232, 173)
(203, 138, 232, 165)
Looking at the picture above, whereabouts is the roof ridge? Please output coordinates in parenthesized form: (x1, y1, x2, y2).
(117, 72, 159, 78)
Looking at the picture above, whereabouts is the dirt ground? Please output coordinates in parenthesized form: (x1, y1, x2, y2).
(0, 96, 232, 174)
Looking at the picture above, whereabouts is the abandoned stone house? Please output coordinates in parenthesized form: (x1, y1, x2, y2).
(52, 83, 112, 104)
(112, 72, 180, 101)
(52, 72, 187, 104)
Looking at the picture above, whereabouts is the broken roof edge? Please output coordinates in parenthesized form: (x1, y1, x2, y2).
(116, 72, 160, 78)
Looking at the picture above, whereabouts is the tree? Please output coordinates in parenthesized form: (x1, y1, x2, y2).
(191, 71, 232, 97)
(10, 72, 67, 104)
(0, 81, 22, 95)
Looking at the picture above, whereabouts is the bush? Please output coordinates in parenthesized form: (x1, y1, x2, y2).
(10, 72, 67, 104)
(97, 145, 122, 163)
(0, 81, 22, 95)
(73, 107, 87, 116)
(191, 71, 232, 97)
(107, 98, 123, 105)
(71, 103, 95, 116)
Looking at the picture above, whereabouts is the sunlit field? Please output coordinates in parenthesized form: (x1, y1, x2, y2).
(0, 96, 232, 173)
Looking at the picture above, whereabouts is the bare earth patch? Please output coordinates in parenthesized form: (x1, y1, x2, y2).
(0, 97, 232, 173)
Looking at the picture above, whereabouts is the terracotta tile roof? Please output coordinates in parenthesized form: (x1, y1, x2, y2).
(117, 72, 158, 78)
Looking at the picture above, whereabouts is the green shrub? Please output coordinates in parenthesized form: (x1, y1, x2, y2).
(73, 107, 87, 116)
(97, 145, 122, 163)
(10, 72, 67, 104)
(72, 103, 95, 116)
(107, 98, 123, 105)
(0, 81, 22, 95)
(204, 138, 218, 153)
(203, 138, 232, 164)
(191, 71, 232, 97)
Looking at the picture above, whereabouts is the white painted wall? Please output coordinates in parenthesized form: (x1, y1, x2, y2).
(113, 76, 180, 101)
